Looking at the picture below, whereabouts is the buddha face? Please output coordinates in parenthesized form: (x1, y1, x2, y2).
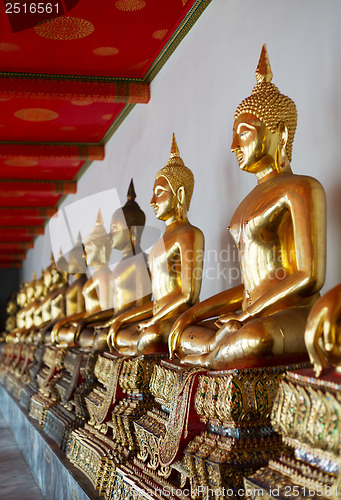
(84, 239, 99, 266)
(231, 113, 279, 174)
(35, 279, 44, 299)
(111, 213, 131, 251)
(44, 270, 52, 289)
(150, 176, 178, 222)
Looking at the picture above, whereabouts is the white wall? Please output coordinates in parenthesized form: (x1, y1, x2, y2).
(23, 0, 341, 300)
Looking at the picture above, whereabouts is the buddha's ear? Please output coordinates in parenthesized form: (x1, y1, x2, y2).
(99, 245, 106, 265)
(276, 122, 289, 170)
(278, 122, 288, 149)
(129, 226, 138, 253)
(176, 186, 186, 205)
(176, 186, 187, 221)
(129, 226, 138, 242)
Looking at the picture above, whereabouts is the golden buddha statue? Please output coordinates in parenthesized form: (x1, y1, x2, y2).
(107, 134, 204, 356)
(4, 283, 25, 344)
(31, 272, 46, 331)
(168, 45, 326, 370)
(51, 210, 112, 347)
(55, 233, 87, 321)
(305, 283, 341, 376)
(5, 292, 17, 333)
(28, 254, 68, 344)
(8, 275, 37, 343)
(23, 273, 37, 332)
(74, 179, 151, 351)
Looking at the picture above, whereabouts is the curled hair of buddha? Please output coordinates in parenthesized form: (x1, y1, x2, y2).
(155, 133, 194, 209)
(234, 44, 297, 162)
(86, 209, 112, 262)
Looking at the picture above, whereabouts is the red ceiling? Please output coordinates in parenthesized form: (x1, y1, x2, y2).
(0, 0, 211, 267)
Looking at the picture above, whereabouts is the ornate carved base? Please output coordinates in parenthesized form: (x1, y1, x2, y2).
(19, 382, 36, 411)
(67, 353, 165, 499)
(245, 368, 341, 500)
(132, 362, 307, 499)
(42, 348, 94, 449)
(29, 392, 59, 426)
(44, 405, 81, 449)
(5, 372, 23, 400)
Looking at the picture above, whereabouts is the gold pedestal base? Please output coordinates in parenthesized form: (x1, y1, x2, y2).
(67, 353, 165, 499)
(245, 368, 341, 500)
(29, 392, 59, 426)
(131, 361, 307, 499)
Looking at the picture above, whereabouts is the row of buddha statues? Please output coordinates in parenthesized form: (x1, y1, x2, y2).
(1, 45, 340, 500)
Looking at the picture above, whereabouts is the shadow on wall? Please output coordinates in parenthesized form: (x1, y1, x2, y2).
(0, 269, 20, 332)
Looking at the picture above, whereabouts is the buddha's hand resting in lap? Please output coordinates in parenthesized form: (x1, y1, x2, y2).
(137, 319, 154, 332)
(168, 310, 194, 359)
(212, 311, 251, 347)
(107, 318, 122, 352)
(305, 286, 341, 377)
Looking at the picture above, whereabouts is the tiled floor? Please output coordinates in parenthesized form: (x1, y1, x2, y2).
(0, 411, 44, 500)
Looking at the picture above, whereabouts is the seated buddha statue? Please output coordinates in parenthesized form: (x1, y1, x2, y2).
(28, 254, 69, 344)
(74, 179, 151, 351)
(64, 233, 87, 312)
(31, 272, 47, 331)
(168, 45, 326, 370)
(305, 283, 341, 377)
(51, 210, 112, 347)
(4, 282, 26, 344)
(9, 274, 37, 343)
(106, 134, 204, 356)
(5, 291, 18, 333)
(17, 270, 46, 343)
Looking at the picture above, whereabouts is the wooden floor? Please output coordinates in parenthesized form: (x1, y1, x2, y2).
(0, 411, 44, 500)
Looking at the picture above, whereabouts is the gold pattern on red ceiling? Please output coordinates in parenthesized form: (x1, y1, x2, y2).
(0, 0, 211, 268)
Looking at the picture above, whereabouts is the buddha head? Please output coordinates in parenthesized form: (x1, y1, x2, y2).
(84, 210, 111, 267)
(43, 253, 56, 290)
(17, 281, 26, 309)
(6, 292, 17, 316)
(34, 272, 45, 300)
(151, 134, 194, 222)
(26, 272, 36, 303)
(232, 45, 297, 174)
(52, 250, 69, 286)
(68, 232, 87, 274)
(111, 179, 146, 254)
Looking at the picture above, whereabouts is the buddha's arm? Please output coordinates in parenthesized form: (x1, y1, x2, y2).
(305, 284, 341, 376)
(74, 308, 114, 338)
(245, 181, 326, 319)
(106, 300, 154, 350)
(169, 284, 244, 357)
(51, 311, 87, 342)
(95, 273, 114, 311)
(135, 261, 152, 307)
(142, 238, 205, 328)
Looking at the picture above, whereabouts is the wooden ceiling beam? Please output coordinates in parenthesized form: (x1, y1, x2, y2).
(0, 76, 150, 104)
(0, 144, 104, 161)
(0, 253, 26, 261)
(0, 226, 44, 236)
(0, 262, 22, 268)
(0, 242, 33, 250)
(0, 180, 76, 195)
(0, 208, 57, 218)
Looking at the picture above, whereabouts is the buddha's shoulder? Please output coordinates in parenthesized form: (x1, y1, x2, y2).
(177, 222, 204, 242)
(279, 173, 324, 191)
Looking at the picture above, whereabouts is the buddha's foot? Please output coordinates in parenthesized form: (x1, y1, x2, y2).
(117, 346, 137, 357)
(180, 352, 211, 368)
